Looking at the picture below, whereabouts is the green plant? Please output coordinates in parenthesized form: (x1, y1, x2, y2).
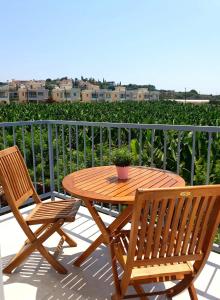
(112, 148, 133, 167)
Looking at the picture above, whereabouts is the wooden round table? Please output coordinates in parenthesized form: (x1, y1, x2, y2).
(62, 166, 185, 266)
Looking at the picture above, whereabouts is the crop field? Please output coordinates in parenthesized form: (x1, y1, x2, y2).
(0, 101, 220, 243)
(1, 100, 220, 125)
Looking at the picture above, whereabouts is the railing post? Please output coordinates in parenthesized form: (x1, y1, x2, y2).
(48, 123, 55, 200)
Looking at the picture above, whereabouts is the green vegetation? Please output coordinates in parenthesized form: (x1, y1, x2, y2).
(1, 100, 220, 125)
(112, 148, 133, 167)
(0, 101, 220, 242)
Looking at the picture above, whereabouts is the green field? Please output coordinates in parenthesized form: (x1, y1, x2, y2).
(1, 100, 220, 125)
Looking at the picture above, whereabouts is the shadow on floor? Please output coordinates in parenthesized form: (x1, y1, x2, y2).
(2, 208, 220, 300)
(3, 247, 172, 300)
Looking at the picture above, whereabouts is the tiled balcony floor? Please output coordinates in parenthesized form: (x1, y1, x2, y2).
(0, 203, 220, 300)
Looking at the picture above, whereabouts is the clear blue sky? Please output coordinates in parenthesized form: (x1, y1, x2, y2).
(1, 0, 220, 94)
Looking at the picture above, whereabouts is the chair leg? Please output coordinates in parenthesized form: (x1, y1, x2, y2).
(188, 284, 198, 300)
(37, 244, 67, 274)
(35, 221, 68, 274)
(166, 277, 195, 299)
(133, 284, 149, 300)
(57, 228, 77, 247)
(25, 224, 49, 245)
(3, 242, 35, 274)
(110, 242, 123, 300)
(3, 239, 67, 275)
(74, 234, 103, 266)
(4, 220, 68, 275)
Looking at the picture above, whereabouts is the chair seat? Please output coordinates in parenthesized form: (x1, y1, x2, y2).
(114, 230, 194, 282)
(26, 199, 81, 225)
(130, 262, 193, 281)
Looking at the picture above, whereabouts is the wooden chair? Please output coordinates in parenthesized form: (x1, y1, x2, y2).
(110, 185, 220, 300)
(0, 146, 81, 274)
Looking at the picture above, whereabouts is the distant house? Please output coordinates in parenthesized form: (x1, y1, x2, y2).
(125, 88, 159, 101)
(10, 79, 45, 89)
(10, 89, 19, 102)
(0, 85, 33, 104)
(0, 85, 9, 104)
(26, 80, 46, 89)
(82, 87, 122, 102)
(52, 78, 81, 102)
(78, 80, 100, 91)
(59, 79, 73, 89)
(0, 80, 49, 103)
(81, 85, 100, 102)
(113, 86, 126, 101)
(81, 90, 94, 102)
(52, 87, 80, 102)
(0, 78, 161, 104)
(81, 86, 160, 103)
(18, 86, 49, 103)
(149, 90, 160, 101)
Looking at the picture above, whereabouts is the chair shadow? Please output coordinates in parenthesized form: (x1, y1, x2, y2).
(2, 209, 220, 300)
(3, 248, 114, 300)
(195, 259, 220, 300)
(3, 248, 220, 300)
(2, 246, 170, 300)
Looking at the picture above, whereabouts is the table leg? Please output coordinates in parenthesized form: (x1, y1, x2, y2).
(84, 199, 111, 243)
(74, 235, 104, 267)
(74, 204, 133, 267)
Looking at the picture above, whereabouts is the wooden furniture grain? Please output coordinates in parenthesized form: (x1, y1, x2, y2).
(0, 146, 81, 274)
(110, 185, 220, 300)
(62, 166, 185, 267)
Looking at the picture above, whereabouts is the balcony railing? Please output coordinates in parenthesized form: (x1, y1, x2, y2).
(0, 120, 219, 252)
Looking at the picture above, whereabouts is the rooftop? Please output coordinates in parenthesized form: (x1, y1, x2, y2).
(1, 202, 220, 300)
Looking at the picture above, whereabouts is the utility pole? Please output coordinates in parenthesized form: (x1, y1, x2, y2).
(184, 88, 186, 104)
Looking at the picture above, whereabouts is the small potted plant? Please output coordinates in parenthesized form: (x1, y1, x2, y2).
(112, 148, 133, 180)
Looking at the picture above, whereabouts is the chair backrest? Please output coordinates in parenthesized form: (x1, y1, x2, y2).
(127, 185, 220, 268)
(0, 146, 41, 212)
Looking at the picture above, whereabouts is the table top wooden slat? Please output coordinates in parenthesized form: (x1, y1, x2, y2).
(62, 166, 185, 204)
(105, 171, 166, 197)
(87, 167, 148, 193)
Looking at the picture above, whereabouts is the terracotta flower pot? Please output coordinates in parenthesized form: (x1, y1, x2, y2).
(116, 166, 129, 180)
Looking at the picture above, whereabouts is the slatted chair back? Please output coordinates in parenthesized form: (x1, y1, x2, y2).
(0, 146, 41, 212)
(127, 185, 220, 268)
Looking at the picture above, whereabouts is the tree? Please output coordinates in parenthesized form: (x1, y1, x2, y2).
(187, 89, 199, 99)
(146, 85, 156, 91)
(189, 89, 198, 94)
(60, 76, 68, 81)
